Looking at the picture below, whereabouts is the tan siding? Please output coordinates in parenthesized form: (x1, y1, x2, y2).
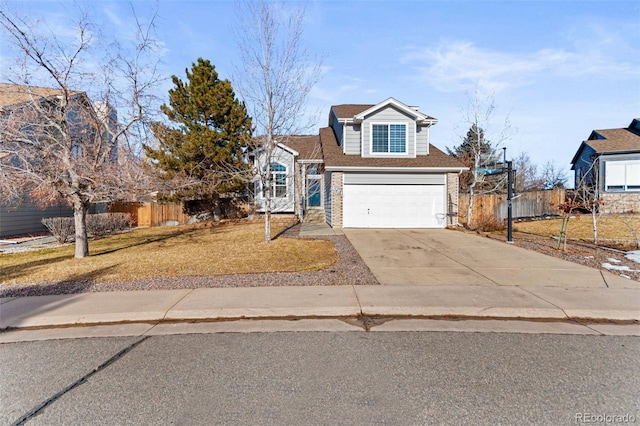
(446, 173, 460, 226)
(331, 172, 344, 228)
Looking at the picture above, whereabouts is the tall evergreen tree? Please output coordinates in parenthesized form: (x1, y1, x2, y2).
(145, 58, 252, 215)
(447, 124, 492, 165)
(447, 124, 496, 193)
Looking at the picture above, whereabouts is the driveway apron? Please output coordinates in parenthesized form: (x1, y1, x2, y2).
(343, 229, 630, 288)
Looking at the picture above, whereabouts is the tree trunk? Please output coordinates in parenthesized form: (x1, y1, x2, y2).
(592, 208, 598, 245)
(466, 188, 474, 227)
(212, 193, 222, 221)
(73, 202, 90, 258)
(264, 208, 271, 243)
(264, 164, 272, 243)
(562, 216, 570, 252)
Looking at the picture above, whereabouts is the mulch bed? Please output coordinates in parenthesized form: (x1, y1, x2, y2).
(0, 223, 380, 298)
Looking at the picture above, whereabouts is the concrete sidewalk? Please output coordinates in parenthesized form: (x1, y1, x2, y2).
(2, 226, 639, 341)
(2, 285, 639, 334)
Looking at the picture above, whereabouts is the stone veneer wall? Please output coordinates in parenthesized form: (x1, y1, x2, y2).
(600, 193, 640, 214)
(331, 172, 344, 228)
(446, 172, 460, 227)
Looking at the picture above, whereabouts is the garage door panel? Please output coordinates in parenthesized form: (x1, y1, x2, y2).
(343, 184, 445, 228)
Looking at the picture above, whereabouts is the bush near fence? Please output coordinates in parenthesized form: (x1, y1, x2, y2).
(458, 189, 565, 226)
(42, 213, 132, 243)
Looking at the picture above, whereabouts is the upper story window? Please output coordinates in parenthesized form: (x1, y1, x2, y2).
(270, 162, 287, 198)
(372, 123, 406, 154)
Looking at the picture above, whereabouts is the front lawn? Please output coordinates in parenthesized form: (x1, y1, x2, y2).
(514, 214, 640, 245)
(0, 221, 338, 285)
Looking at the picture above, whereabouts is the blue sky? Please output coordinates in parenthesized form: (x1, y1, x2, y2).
(2, 0, 639, 182)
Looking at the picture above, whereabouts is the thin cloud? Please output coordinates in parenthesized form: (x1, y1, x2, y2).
(403, 30, 639, 94)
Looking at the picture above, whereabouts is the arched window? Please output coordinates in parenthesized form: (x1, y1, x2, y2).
(270, 163, 287, 197)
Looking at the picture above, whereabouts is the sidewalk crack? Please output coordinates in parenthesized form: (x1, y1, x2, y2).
(162, 289, 195, 321)
(351, 285, 364, 315)
(518, 287, 570, 319)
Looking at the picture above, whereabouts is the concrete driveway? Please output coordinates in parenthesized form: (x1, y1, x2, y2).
(344, 229, 635, 288)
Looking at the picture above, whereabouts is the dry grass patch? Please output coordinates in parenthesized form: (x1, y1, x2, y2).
(0, 221, 338, 285)
(514, 215, 640, 242)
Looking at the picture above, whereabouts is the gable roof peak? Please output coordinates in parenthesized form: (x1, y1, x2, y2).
(352, 97, 437, 124)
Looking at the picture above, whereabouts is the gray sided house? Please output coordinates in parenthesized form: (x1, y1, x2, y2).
(254, 97, 467, 228)
(571, 118, 640, 214)
(0, 83, 116, 237)
(0, 198, 73, 238)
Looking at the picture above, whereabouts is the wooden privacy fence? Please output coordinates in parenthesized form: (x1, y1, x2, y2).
(459, 189, 565, 225)
(109, 202, 190, 227)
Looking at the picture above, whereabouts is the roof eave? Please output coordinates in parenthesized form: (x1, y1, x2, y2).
(352, 97, 429, 123)
(325, 166, 468, 173)
(570, 141, 589, 166)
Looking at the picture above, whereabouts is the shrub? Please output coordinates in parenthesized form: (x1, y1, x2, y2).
(474, 215, 507, 232)
(87, 213, 131, 237)
(42, 213, 132, 243)
(41, 217, 75, 243)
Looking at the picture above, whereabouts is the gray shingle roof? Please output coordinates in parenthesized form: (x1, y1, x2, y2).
(319, 127, 466, 169)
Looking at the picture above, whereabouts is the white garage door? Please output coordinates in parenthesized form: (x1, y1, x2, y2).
(343, 184, 446, 228)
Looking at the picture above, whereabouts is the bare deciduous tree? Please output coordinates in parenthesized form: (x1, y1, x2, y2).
(0, 6, 163, 258)
(513, 152, 544, 192)
(541, 161, 568, 190)
(234, 0, 321, 242)
(556, 156, 599, 250)
(453, 87, 512, 227)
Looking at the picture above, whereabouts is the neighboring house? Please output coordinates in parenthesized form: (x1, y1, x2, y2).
(570, 118, 640, 214)
(0, 83, 116, 237)
(254, 97, 467, 228)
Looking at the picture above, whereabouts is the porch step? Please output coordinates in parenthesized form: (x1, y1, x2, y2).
(303, 209, 325, 223)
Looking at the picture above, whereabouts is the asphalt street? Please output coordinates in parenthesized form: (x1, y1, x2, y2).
(2, 331, 639, 425)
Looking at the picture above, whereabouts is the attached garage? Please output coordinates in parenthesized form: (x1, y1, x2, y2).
(342, 173, 446, 228)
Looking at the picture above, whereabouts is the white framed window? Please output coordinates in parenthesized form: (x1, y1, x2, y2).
(371, 123, 406, 154)
(270, 162, 287, 198)
(604, 160, 640, 192)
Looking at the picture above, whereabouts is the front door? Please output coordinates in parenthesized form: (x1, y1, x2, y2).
(307, 177, 322, 207)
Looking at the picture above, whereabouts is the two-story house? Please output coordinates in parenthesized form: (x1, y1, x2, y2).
(0, 83, 117, 238)
(254, 97, 467, 228)
(570, 118, 640, 214)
